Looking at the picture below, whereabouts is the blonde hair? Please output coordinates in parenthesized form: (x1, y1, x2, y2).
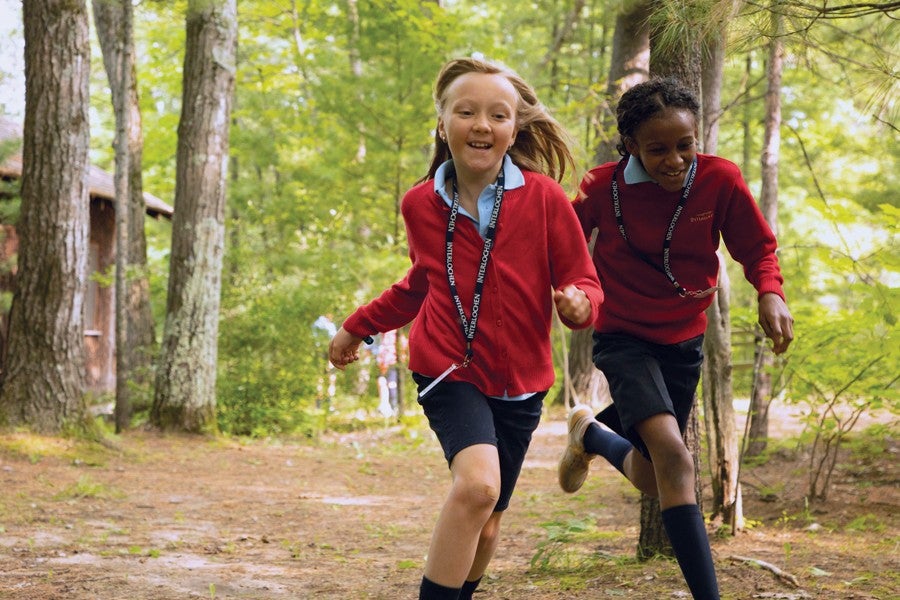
(422, 57, 574, 183)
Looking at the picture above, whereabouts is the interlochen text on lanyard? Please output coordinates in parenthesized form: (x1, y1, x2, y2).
(611, 157, 718, 299)
(418, 167, 505, 401)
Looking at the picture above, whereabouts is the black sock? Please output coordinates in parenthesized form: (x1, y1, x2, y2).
(660, 504, 720, 600)
(419, 576, 461, 600)
(582, 422, 632, 475)
(458, 576, 482, 599)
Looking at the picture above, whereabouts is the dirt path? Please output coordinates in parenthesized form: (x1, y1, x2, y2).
(0, 406, 896, 599)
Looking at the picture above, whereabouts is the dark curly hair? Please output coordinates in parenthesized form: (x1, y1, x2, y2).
(615, 77, 700, 157)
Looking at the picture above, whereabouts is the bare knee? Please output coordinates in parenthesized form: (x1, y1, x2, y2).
(636, 415, 696, 496)
(450, 477, 501, 516)
(654, 446, 694, 487)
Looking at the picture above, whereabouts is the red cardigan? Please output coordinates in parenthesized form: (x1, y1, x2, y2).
(574, 154, 785, 345)
(343, 170, 603, 397)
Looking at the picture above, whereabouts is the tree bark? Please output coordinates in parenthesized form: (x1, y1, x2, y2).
(701, 253, 744, 531)
(638, 0, 705, 558)
(700, 19, 744, 532)
(93, 0, 156, 432)
(747, 6, 785, 458)
(0, 0, 91, 432)
(558, 0, 650, 409)
(152, 0, 237, 433)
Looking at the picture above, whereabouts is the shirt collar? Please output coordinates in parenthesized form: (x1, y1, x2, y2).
(433, 154, 524, 199)
(622, 155, 655, 184)
(623, 154, 697, 186)
(434, 155, 523, 239)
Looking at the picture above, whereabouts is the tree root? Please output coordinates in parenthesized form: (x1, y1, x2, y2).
(727, 554, 800, 587)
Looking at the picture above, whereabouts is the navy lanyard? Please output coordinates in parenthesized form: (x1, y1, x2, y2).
(612, 157, 708, 297)
(445, 168, 505, 366)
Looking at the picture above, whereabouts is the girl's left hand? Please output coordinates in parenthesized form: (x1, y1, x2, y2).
(554, 285, 591, 326)
(329, 327, 365, 370)
(758, 292, 794, 354)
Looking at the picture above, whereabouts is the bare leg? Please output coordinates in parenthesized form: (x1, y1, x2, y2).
(466, 511, 503, 581)
(621, 448, 658, 496)
(423, 444, 500, 587)
(634, 413, 696, 509)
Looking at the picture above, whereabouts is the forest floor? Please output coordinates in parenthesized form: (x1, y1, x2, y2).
(0, 402, 896, 600)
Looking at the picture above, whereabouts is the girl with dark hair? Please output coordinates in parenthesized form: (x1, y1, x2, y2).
(559, 77, 794, 600)
(330, 57, 604, 600)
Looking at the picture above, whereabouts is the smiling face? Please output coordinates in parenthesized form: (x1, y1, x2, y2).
(625, 107, 698, 193)
(437, 72, 518, 187)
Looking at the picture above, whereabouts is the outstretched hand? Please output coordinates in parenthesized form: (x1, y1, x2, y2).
(554, 285, 592, 326)
(758, 293, 794, 355)
(328, 327, 366, 370)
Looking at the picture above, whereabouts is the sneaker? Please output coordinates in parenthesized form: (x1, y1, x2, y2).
(558, 404, 598, 493)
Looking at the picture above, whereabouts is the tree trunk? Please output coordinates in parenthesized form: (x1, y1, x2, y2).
(0, 0, 91, 433)
(701, 26, 725, 155)
(93, 0, 156, 432)
(152, 0, 237, 433)
(558, 0, 649, 409)
(701, 19, 744, 532)
(638, 0, 705, 557)
(701, 253, 744, 531)
(747, 6, 785, 458)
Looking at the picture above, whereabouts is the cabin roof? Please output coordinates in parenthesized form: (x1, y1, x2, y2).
(0, 117, 173, 218)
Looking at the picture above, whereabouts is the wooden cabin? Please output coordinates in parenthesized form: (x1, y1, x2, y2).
(0, 117, 173, 394)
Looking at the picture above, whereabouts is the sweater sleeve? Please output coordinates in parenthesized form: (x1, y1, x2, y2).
(719, 165, 785, 300)
(341, 192, 430, 338)
(547, 181, 604, 329)
(572, 166, 604, 241)
(341, 263, 427, 339)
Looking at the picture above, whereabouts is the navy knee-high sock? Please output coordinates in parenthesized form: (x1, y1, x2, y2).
(419, 576, 460, 600)
(661, 504, 720, 600)
(458, 576, 482, 599)
(582, 422, 632, 475)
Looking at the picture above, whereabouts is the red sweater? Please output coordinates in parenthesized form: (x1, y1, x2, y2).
(343, 171, 603, 397)
(574, 154, 785, 345)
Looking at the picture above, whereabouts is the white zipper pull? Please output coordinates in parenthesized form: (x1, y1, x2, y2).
(418, 363, 460, 399)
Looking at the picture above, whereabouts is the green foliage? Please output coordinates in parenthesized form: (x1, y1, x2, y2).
(215, 276, 324, 437)
(53, 475, 122, 501)
(778, 302, 898, 501)
(530, 515, 622, 573)
(31, 0, 887, 437)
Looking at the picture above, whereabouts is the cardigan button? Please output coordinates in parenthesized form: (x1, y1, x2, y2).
(496, 319, 502, 327)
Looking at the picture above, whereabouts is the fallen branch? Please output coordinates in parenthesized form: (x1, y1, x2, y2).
(727, 555, 800, 587)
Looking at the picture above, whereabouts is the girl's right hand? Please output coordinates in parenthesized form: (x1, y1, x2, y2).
(328, 327, 365, 370)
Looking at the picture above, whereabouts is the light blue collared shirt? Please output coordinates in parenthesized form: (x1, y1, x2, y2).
(432, 154, 533, 401)
(623, 154, 696, 186)
(434, 154, 525, 239)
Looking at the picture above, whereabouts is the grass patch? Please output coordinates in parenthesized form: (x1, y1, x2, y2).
(530, 516, 625, 574)
(52, 475, 123, 501)
(0, 426, 119, 467)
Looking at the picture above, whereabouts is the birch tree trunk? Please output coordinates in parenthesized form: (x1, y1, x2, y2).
(702, 254, 744, 531)
(93, 0, 156, 432)
(152, 0, 237, 433)
(747, 6, 785, 457)
(0, 0, 91, 432)
(701, 18, 744, 533)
